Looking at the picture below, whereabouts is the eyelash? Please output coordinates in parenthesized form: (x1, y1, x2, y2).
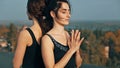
(61, 11, 70, 14)
(62, 12, 66, 13)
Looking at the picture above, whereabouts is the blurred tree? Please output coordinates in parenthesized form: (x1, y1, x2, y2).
(93, 29, 104, 39)
(7, 23, 18, 52)
(0, 25, 9, 38)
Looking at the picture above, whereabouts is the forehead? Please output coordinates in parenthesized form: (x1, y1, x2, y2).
(59, 2, 69, 10)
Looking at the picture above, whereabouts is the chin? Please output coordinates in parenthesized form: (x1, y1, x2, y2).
(64, 22, 69, 25)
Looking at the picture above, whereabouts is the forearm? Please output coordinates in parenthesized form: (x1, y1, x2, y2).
(13, 50, 23, 68)
(75, 50, 82, 68)
(13, 66, 21, 68)
(54, 49, 75, 68)
(13, 63, 21, 68)
(13, 58, 22, 68)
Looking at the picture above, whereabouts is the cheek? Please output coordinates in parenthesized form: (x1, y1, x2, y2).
(57, 13, 65, 19)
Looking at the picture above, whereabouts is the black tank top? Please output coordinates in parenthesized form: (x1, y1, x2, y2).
(46, 34, 76, 68)
(22, 28, 45, 68)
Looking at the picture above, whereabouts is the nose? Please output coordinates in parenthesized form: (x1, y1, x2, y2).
(67, 12, 71, 18)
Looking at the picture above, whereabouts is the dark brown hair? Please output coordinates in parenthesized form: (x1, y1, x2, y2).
(27, 0, 45, 19)
(44, 0, 71, 31)
(27, 0, 50, 35)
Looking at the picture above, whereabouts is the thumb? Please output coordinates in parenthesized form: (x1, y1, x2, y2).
(79, 37, 84, 45)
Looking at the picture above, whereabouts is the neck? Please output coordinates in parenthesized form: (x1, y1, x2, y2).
(32, 17, 40, 26)
(31, 18, 41, 31)
(52, 22, 65, 34)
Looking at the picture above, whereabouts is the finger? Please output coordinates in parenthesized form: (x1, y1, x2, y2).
(79, 31, 81, 39)
(81, 37, 84, 43)
(74, 30, 79, 39)
(71, 30, 74, 42)
(76, 32, 80, 41)
(79, 37, 84, 45)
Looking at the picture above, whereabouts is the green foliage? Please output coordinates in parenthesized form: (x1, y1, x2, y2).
(5, 23, 18, 52)
(80, 29, 120, 67)
(0, 23, 18, 52)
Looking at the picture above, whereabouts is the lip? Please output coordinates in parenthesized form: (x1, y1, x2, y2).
(66, 19, 70, 21)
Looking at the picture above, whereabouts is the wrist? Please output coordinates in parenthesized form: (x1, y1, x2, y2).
(76, 50, 80, 54)
(69, 48, 76, 54)
(76, 50, 80, 56)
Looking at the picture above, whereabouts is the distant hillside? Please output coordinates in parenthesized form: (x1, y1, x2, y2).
(66, 20, 120, 31)
(0, 20, 32, 26)
(0, 20, 120, 31)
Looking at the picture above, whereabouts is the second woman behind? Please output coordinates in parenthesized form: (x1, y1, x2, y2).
(13, 0, 47, 68)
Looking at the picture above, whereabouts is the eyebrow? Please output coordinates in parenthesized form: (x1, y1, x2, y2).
(60, 8, 70, 11)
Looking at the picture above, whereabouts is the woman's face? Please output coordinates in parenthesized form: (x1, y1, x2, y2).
(53, 2, 71, 26)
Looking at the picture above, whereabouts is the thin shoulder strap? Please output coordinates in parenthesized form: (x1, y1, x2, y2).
(45, 34, 68, 51)
(45, 34, 55, 42)
(26, 28, 37, 43)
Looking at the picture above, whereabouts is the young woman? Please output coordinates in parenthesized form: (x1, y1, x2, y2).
(13, 0, 47, 68)
(42, 0, 84, 68)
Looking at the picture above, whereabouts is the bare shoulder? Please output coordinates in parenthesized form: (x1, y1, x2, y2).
(17, 29, 31, 45)
(42, 34, 51, 42)
(41, 34, 54, 48)
(19, 29, 30, 38)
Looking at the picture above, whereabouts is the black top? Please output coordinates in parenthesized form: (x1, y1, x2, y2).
(22, 28, 45, 68)
(46, 34, 76, 68)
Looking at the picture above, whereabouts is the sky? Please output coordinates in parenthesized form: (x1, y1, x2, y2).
(0, 0, 120, 21)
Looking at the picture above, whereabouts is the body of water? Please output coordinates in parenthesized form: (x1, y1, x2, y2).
(0, 52, 13, 68)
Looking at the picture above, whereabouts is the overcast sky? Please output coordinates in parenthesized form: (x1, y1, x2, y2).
(0, 0, 120, 21)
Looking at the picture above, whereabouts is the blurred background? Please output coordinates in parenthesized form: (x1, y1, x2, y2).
(0, 0, 120, 68)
